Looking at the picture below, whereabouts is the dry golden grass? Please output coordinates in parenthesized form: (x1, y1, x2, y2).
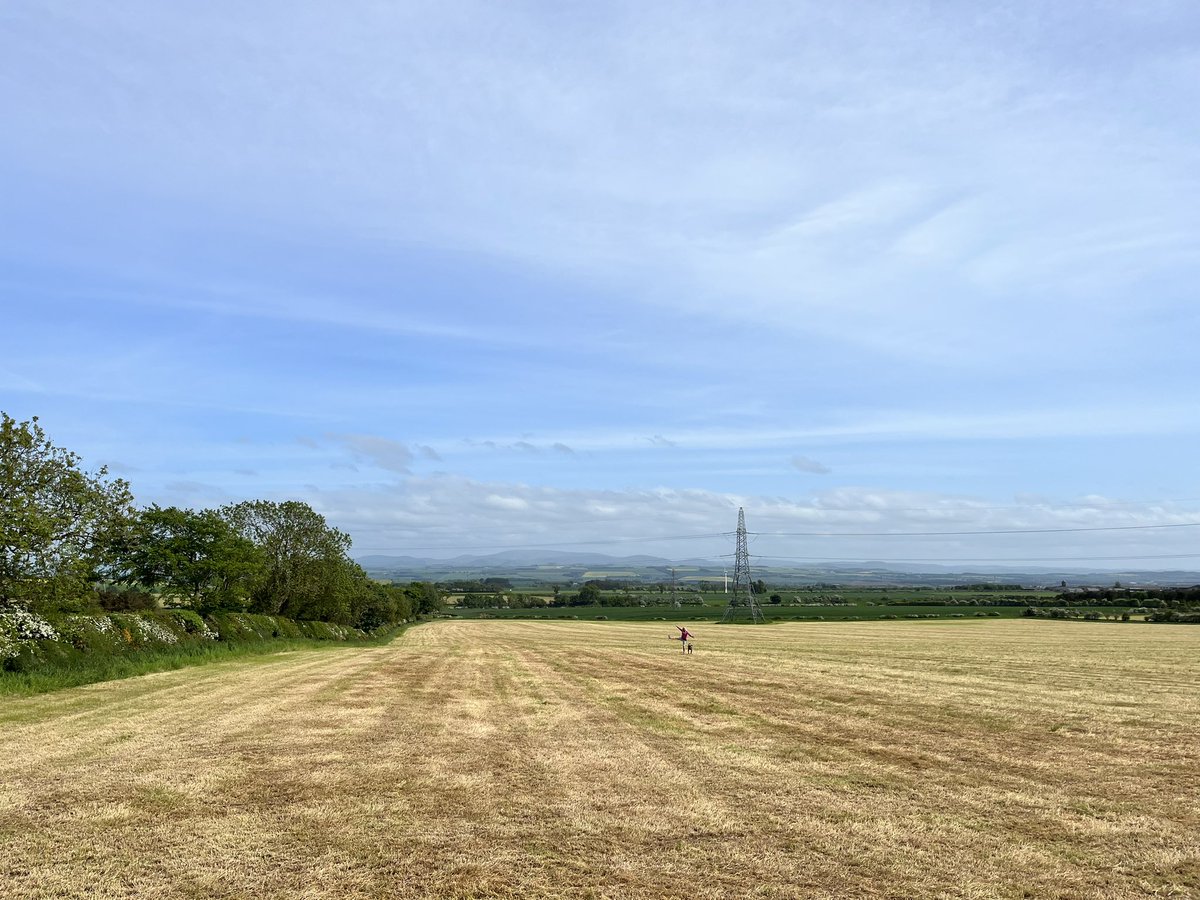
(1, 620, 1197, 899)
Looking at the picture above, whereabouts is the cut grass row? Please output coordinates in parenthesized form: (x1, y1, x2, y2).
(2, 619, 1196, 898)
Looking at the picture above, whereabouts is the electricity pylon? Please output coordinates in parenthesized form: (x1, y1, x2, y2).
(722, 507, 765, 623)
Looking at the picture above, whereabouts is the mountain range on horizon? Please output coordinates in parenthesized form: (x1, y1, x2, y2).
(354, 550, 1200, 585)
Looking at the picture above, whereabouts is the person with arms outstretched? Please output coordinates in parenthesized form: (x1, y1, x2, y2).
(675, 625, 693, 653)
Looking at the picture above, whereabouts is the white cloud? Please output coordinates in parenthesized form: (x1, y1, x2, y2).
(484, 494, 530, 512)
(311, 476, 1200, 566)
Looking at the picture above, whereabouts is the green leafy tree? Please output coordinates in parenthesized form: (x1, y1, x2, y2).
(1, 413, 133, 612)
(355, 581, 414, 631)
(113, 505, 262, 612)
(288, 555, 394, 625)
(405, 581, 444, 616)
(573, 583, 602, 605)
(220, 500, 352, 620)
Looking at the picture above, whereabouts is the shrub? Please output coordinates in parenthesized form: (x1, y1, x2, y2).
(1147, 610, 1200, 624)
(0, 605, 59, 664)
(298, 620, 357, 641)
(102, 612, 183, 648)
(270, 617, 305, 639)
(96, 587, 158, 612)
(55, 614, 122, 654)
(166, 609, 218, 640)
(206, 612, 355, 642)
(206, 612, 274, 642)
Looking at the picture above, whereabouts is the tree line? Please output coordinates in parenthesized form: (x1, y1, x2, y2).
(1, 413, 439, 629)
(1056, 586, 1200, 607)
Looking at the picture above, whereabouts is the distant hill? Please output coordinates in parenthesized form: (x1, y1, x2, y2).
(358, 550, 676, 568)
(356, 555, 438, 569)
(355, 552, 1200, 588)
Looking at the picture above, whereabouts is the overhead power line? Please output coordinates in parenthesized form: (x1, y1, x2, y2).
(729, 552, 1200, 563)
(394, 521, 1200, 555)
(748, 522, 1200, 537)
(780, 497, 1200, 513)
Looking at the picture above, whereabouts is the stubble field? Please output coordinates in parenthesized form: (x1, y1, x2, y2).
(1, 620, 1197, 899)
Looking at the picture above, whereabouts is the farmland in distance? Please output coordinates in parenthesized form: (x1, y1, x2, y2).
(1, 620, 1197, 898)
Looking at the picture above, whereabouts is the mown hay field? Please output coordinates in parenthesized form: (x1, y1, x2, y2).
(1, 620, 1197, 899)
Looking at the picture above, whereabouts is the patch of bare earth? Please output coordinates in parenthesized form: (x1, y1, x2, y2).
(0, 620, 1196, 898)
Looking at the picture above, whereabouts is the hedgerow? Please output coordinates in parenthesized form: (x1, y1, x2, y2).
(2, 609, 369, 675)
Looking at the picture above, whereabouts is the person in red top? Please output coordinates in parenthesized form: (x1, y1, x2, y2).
(676, 625, 692, 652)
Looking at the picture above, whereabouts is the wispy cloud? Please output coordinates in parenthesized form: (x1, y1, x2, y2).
(434, 402, 1200, 456)
(336, 435, 414, 474)
(790, 455, 831, 475)
(4, 1, 1197, 565)
(9, 2, 1193, 361)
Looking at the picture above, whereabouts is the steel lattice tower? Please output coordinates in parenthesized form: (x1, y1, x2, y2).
(722, 507, 765, 623)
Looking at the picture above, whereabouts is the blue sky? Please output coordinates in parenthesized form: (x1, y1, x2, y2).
(3, 1, 1199, 566)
